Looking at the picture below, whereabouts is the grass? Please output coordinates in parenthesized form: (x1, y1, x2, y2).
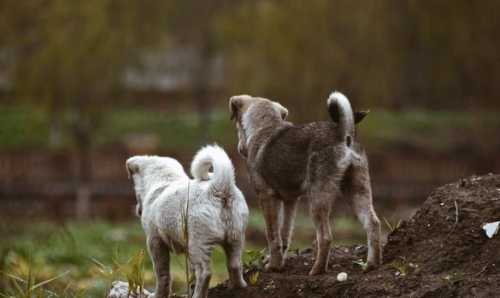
(383, 217, 402, 233)
(0, 105, 496, 155)
(387, 262, 409, 276)
(0, 211, 364, 297)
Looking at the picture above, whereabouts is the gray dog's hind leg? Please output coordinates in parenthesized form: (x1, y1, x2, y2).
(308, 186, 334, 276)
(343, 166, 382, 272)
(224, 240, 247, 289)
(147, 236, 171, 298)
(280, 199, 299, 256)
(259, 194, 285, 272)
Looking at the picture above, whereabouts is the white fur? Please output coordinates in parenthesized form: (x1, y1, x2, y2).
(191, 144, 235, 197)
(126, 145, 249, 298)
(327, 91, 355, 137)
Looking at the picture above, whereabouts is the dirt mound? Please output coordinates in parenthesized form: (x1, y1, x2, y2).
(208, 174, 500, 298)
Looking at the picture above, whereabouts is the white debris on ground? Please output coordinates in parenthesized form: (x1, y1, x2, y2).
(336, 272, 348, 282)
(107, 281, 152, 298)
(483, 221, 500, 238)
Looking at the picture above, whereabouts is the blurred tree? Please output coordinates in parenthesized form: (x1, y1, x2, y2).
(166, 0, 246, 141)
(0, 0, 170, 221)
(218, 0, 500, 117)
(406, 0, 500, 109)
(218, 0, 395, 122)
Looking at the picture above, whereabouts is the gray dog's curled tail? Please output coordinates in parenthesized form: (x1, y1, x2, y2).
(327, 91, 355, 146)
(191, 144, 236, 197)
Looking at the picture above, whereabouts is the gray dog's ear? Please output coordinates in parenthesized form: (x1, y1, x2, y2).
(273, 102, 289, 120)
(229, 95, 250, 120)
(354, 110, 370, 124)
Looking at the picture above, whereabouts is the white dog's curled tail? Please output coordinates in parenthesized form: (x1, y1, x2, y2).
(191, 144, 236, 197)
(327, 91, 355, 146)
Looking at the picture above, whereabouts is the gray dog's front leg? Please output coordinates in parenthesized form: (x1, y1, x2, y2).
(147, 236, 171, 298)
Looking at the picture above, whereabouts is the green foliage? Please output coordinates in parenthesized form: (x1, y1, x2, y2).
(91, 248, 146, 296)
(0, 107, 52, 150)
(248, 271, 259, 285)
(0, 221, 154, 297)
(0, 212, 366, 296)
(243, 248, 267, 271)
(353, 254, 368, 268)
(0, 0, 172, 151)
(0, 257, 84, 298)
(387, 262, 409, 276)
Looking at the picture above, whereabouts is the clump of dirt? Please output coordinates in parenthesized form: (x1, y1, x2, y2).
(208, 174, 500, 298)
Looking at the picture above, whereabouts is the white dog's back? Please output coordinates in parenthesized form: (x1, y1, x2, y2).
(142, 145, 248, 251)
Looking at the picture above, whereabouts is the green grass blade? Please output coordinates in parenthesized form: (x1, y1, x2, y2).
(31, 271, 70, 290)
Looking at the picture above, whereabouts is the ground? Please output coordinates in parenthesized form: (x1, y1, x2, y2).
(208, 174, 500, 298)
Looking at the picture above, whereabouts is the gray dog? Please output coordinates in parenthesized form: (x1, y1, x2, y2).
(229, 92, 381, 275)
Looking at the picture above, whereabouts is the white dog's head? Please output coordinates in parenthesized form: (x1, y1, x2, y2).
(126, 155, 188, 217)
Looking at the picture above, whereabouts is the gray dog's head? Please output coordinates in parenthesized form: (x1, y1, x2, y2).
(229, 95, 288, 158)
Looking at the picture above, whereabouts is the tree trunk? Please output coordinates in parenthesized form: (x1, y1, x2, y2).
(194, 34, 214, 143)
(74, 124, 92, 222)
(49, 118, 64, 150)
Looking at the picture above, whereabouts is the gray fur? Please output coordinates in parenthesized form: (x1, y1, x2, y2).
(126, 145, 248, 298)
(229, 92, 381, 275)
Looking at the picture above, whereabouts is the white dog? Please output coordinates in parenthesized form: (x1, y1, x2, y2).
(126, 145, 249, 298)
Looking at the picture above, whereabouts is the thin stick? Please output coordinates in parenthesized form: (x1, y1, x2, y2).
(474, 263, 488, 277)
(450, 200, 459, 233)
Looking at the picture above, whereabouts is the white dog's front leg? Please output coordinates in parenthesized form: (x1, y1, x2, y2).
(147, 236, 171, 298)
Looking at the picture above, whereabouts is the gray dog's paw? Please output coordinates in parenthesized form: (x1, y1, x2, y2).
(362, 261, 380, 273)
(264, 262, 284, 273)
(229, 279, 248, 289)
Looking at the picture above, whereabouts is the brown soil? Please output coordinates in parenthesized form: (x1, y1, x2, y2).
(208, 174, 500, 298)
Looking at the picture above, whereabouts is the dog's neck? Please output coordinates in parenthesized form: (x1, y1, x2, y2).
(140, 171, 188, 205)
(242, 112, 284, 160)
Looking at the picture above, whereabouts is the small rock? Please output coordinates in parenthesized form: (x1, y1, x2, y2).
(337, 272, 348, 282)
(108, 281, 151, 298)
(471, 287, 477, 295)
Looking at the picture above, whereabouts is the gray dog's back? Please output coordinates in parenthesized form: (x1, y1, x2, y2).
(257, 120, 366, 201)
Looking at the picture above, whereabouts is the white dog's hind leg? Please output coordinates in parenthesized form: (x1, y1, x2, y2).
(147, 236, 171, 298)
(224, 240, 247, 289)
(190, 246, 213, 298)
